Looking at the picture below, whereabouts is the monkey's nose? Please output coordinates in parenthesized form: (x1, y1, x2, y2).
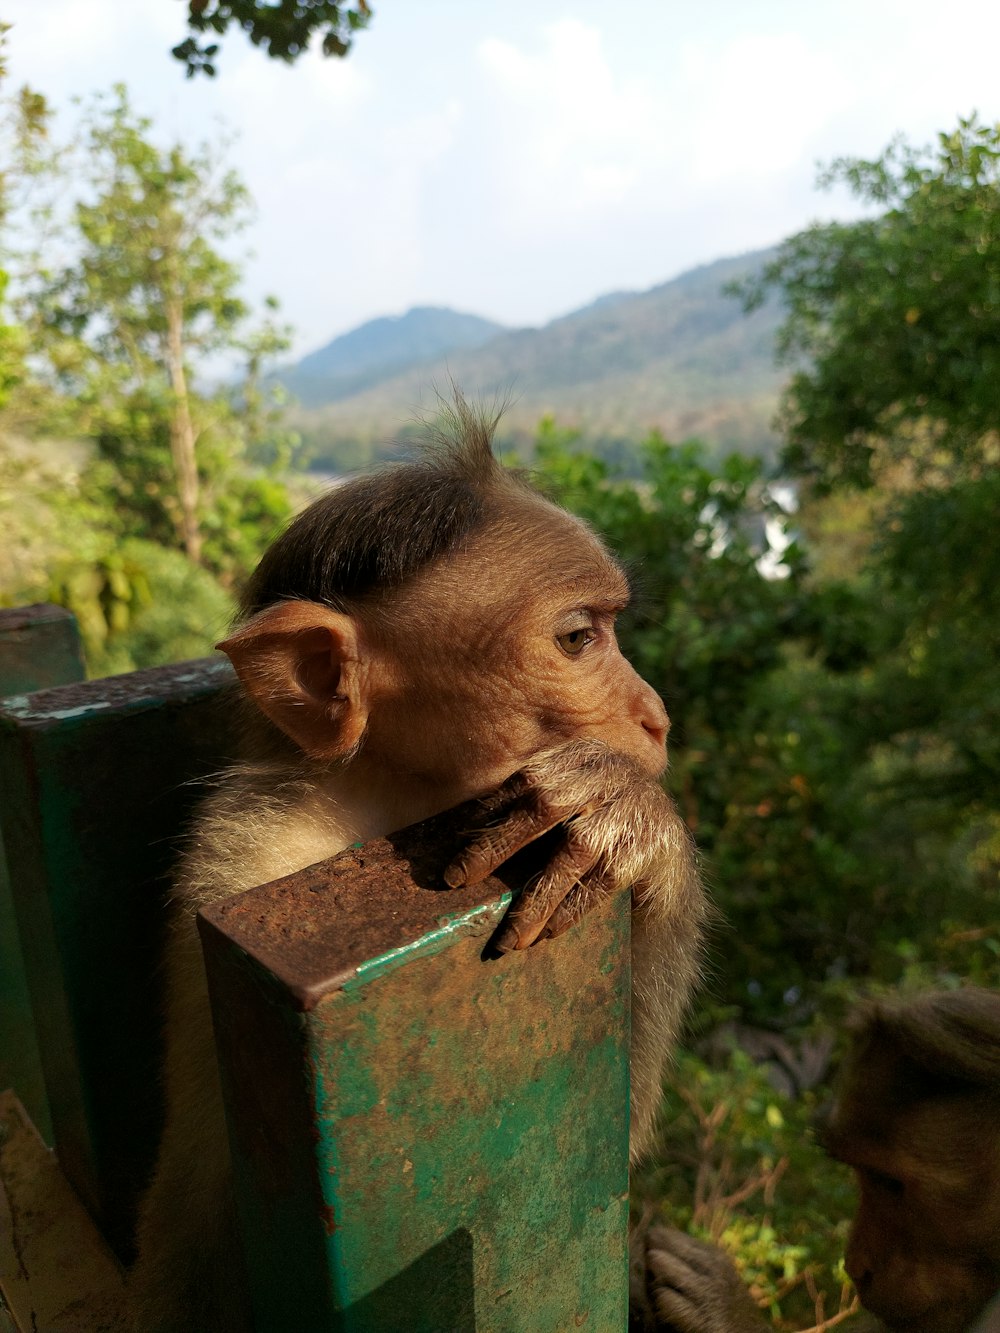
(642, 717, 668, 748)
(640, 692, 670, 750)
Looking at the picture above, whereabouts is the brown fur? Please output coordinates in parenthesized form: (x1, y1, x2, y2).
(630, 1219, 769, 1333)
(129, 397, 707, 1330)
(825, 988, 1000, 1333)
(637, 989, 1000, 1333)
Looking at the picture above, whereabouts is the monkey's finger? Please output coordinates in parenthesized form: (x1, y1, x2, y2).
(649, 1286, 701, 1331)
(539, 866, 617, 940)
(492, 838, 600, 952)
(646, 1227, 722, 1280)
(443, 798, 576, 888)
(484, 768, 531, 805)
(645, 1244, 702, 1296)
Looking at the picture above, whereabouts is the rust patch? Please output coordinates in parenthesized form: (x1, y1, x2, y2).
(198, 797, 561, 1011)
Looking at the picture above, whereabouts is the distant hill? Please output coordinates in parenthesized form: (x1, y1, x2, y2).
(280, 306, 508, 407)
(284, 249, 786, 469)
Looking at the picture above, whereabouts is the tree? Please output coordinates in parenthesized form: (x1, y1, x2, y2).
(36, 85, 291, 569)
(734, 119, 1000, 945)
(738, 117, 1000, 489)
(0, 25, 50, 409)
(173, 0, 372, 76)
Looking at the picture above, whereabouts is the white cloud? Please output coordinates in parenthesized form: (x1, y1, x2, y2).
(677, 34, 855, 183)
(6, 0, 185, 89)
(477, 21, 665, 221)
(216, 44, 373, 157)
(8, 0, 1000, 344)
(480, 20, 653, 158)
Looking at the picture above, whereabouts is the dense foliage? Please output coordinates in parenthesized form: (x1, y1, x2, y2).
(531, 423, 996, 1019)
(636, 1051, 859, 1330)
(739, 118, 1000, 489)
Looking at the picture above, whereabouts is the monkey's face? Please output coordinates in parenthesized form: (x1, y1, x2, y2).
(360, 495, 670, 798)
(829, 1084, 1000, 1333)
(221, 493, 671, 818)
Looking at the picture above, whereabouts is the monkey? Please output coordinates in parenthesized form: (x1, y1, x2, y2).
(633, 987, 1000, 1333)
(128, 396, 707, 1331)
(825, 987, 1000, 1333)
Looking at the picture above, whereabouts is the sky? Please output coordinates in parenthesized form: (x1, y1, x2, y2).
(5, 0, 1000, 359)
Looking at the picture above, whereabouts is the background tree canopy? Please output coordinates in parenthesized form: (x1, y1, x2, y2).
(738, 116, 1000, 488)
(733, 118, 999, 964)
(0, 65, 296, 671)
(173, 0, 373, 76)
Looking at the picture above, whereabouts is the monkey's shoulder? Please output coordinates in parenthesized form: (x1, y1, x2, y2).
(172, 765, 353, 914)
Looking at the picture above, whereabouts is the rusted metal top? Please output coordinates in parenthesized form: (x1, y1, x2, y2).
(0, 603, 73, 633)
(198, 802, 547, 1010)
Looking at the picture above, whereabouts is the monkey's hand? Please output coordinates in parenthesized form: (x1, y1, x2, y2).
(443, 739, 692, 953)
(642, 1226, 770, 1333)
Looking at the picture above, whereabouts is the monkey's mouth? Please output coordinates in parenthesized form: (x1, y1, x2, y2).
(633, 736, 668, 779)
(862, 1288, 980, 1333)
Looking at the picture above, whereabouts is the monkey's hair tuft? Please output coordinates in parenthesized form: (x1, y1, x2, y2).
(241, 391, 524, 618)
(417, 386, 510, 478)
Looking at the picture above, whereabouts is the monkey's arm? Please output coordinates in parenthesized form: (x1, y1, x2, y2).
(444, 738, 703, 952)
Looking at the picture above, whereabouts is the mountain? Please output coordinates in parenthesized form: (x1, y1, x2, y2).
(285, 249, 786, 468)
(280, 306, 508, 407)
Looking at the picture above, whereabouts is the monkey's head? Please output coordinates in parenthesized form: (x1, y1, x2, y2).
(822, 988, 1000, 1333)
(219, 398, 668, 811)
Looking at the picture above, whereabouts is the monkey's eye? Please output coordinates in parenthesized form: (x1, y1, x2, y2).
(556, 627, 595, 656)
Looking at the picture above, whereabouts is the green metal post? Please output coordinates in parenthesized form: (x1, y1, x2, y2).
(0, 605, 86, 1141)
(200, 809, 631, 1332)
(0, 658, 235, 1258)
(0, 605, 86, 696)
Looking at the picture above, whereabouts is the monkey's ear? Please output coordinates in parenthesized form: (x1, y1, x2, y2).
(217, 600, 370, 761)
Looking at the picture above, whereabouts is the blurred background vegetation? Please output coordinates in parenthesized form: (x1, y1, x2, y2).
(1, 23, 997, 1325)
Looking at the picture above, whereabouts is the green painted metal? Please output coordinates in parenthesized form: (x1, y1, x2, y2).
(0, 605, 86, 697)
(0, 658, 236, 1258)
(200, 812, 631, 1332)
(0, 605, 86, 1143)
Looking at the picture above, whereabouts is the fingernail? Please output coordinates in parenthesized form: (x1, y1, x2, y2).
(493, 925, 520, 953)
